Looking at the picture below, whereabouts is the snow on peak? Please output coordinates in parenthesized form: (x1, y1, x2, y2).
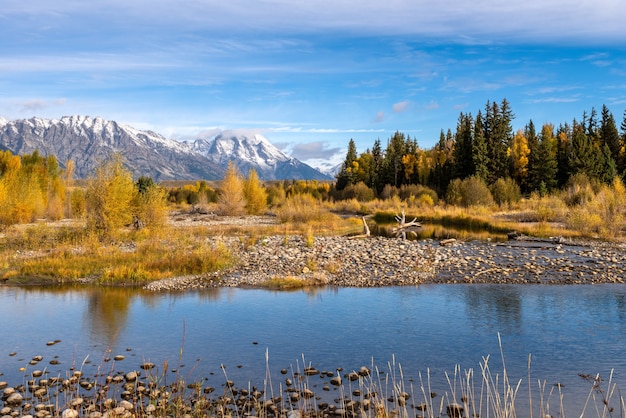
(194, 130, 291, 169)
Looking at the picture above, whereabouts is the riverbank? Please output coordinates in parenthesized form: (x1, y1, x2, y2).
(144, 233, 626, 291)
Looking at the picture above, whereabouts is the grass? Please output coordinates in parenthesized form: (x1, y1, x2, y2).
(260, 274, 328, 290)
(0, 223, 232, 284)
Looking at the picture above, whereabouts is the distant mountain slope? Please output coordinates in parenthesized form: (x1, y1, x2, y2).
(190, 131, 332, 181)
(0, 116, 224, 180)
(0, 116, 331, 181)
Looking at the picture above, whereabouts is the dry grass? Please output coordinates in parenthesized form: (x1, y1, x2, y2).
(0, 223, 232, 284)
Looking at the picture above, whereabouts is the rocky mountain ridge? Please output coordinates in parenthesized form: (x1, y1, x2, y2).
(0, 116, 331, 181)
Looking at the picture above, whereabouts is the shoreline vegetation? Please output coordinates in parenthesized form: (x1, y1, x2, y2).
(1, 337, 624, 418)
(2, 202, 626, 288)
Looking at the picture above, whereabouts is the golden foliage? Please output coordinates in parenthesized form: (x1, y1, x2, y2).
(85, 155, 135, 235)
(243, 168, 267, 215)
(216, 162, 247, 215)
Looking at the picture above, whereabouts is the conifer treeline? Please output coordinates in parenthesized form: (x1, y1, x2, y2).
(336, 99, 626, 197)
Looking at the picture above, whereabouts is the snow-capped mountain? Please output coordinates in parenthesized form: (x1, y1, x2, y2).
(189, 131, 332, 180)
(0, 116, 331, 181)
(0, 116, 224, 180)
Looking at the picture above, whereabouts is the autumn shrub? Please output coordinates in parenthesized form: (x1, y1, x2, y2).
(328, 198, 364, 214)
(265, 182, 287, 206)
(340, 181, 375, 201)
(133, 182, 169, 229)
(274, 193, 335, 223)
(380, 184, 399, 200)
(399, 184, 439, 205)
(446, 176, 493, 207)
(563, 173, 597, 206)
(490, 177, 521, 207)
(566, 177, 626, 237)
(70, 188, 87, 218)
(526, 193, 568, 223)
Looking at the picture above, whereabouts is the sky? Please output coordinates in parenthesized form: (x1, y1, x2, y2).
(1, 1, 626, 172)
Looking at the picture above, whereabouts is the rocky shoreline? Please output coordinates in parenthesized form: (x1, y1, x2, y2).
(144, 234, 626, 291)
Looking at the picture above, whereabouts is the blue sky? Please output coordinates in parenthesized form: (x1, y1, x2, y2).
(1, 1, 626, 172)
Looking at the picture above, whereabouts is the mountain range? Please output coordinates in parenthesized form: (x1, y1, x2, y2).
(0, 116, 332, 181)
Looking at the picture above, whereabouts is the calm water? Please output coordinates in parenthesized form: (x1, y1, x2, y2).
(1, 284, 626, 415)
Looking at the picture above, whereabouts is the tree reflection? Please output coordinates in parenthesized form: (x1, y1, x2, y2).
(85, 287, 133, 345)
(462, 285, 523, 333)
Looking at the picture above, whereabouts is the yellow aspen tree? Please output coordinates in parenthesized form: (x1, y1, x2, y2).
(511, 129, 530, 185)
(243, 168, 267, 215)
(86, 155, 135, 236)
(216, 161, 247, 215)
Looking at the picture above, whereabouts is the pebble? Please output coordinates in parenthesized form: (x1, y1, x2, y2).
(144, 235, 626, 291)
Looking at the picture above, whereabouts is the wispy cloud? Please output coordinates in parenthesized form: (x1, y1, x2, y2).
(291, 141, 342, 160)
(393, 101, 411, 113)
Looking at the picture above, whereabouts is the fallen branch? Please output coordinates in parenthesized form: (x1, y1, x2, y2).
(349, 216, 371, 239)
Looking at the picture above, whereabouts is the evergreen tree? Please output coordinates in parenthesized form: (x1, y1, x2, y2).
(452, 112, 474, 179)
(429, 130, 454, 196)
(335, 138, 358, 190)
(371, 138, 383, 193)
(600, 104, 621, 170)
(472, 111, 489, 181)
(528, 124, 558, 193)
(381, 131, 407, 187)
(556, 123, 572, 187)
(484, 99, 514, 183)
(568, 120, 603, 180)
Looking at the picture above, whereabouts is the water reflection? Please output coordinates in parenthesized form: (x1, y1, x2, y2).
(462, 285, 523, 334)
(1, 283, 625, 417)
(85, 287, 132, 344)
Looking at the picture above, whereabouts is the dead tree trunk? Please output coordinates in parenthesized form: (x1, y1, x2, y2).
(392, 210, 421, 239)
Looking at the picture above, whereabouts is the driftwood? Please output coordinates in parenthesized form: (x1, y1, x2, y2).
(349, 216, 371, 239)
(392, 210, 422, 239)
(440, 238, 457, 246)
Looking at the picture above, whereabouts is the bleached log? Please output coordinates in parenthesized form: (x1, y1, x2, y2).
(349, 216, 371, 239)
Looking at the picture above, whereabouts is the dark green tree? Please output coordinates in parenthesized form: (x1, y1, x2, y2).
(600, 104, 621, 170)
(484, 99, 514, 183)
(452, 112, 474, 179)
(381, 131, 408, 187)
(371, 138, 384, 193)
(335, 138, 358, 190)
(528, 124, 558, 193)
(472, 111, 489, 181)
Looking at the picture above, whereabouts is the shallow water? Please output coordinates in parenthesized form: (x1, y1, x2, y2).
(1, 284, 625, 416)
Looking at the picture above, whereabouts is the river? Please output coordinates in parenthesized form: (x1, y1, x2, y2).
(1, 284, 625, 416)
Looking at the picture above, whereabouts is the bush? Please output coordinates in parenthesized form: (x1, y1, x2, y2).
(446, 176, 493, 207)
(399, 184, 439, 205)
(563, 173, 597, 206)
(133, 182, 169, 229)
(490, 178, 521, 207)
(380, 184, 399, 200)
(274, 193, 334, 223)
(340, 182, 375, 201)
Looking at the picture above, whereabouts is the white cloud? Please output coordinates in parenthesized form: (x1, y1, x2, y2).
(393, 101, 411, 113)
(3, 0, 625, 43)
